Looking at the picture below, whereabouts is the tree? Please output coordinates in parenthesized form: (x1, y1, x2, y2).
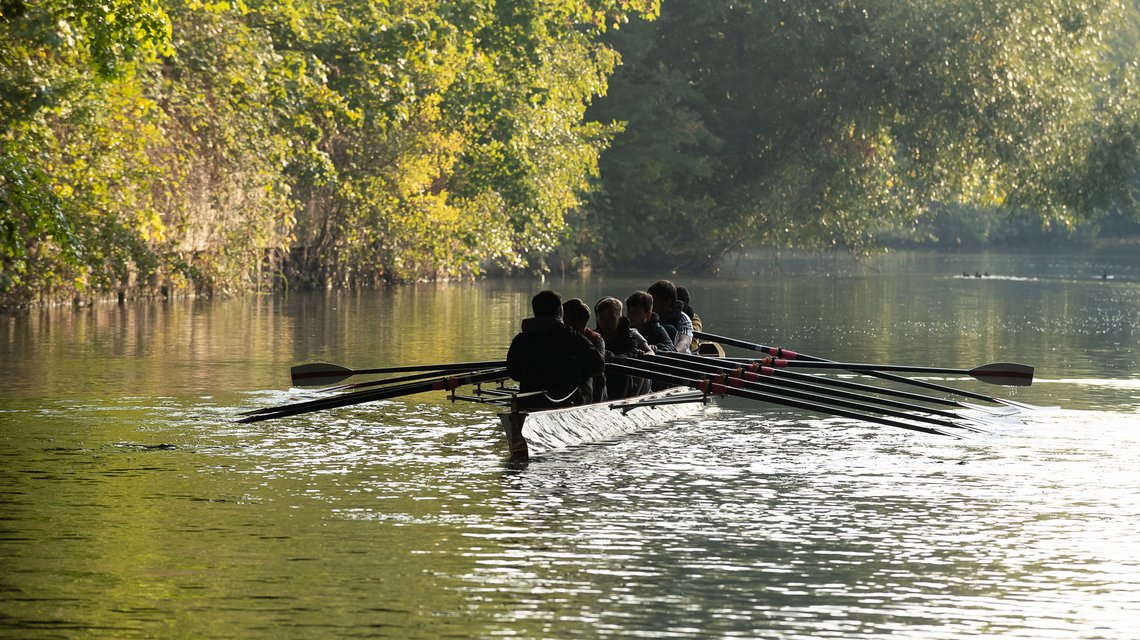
(588, 0, 1140, 268)
(260, 0, 656, 285)
(2, 0, 662, 306)
(1, 0, 171, 303)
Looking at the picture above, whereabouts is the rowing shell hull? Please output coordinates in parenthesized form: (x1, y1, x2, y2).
(499, 387, 706, 461)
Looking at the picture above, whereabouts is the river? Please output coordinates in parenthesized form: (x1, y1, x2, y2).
(2, 250, 1138, 638)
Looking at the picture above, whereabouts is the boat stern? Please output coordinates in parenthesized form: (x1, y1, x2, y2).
(502, 409, 530, 464)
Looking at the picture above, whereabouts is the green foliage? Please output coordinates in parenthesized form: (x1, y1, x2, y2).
(588, 0, 1140, 268)
(4, 0, 1135, 305)
(1, 0, 655, 306)
(1, 0, 173, 304)
(0, 139, 75, 297)
(243, 0, 644, 285)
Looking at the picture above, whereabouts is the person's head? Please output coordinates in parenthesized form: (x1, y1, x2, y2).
(676, 286, 691, 308)
(594, 296, 622, 334)
(625, 291, 653, 328)
(532, 290, 563, 318)
(562, 298, 591, 332)
(647, 280, 677, 316)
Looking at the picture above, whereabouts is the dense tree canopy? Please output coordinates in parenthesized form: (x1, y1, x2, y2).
(1, 0, 658, 305)
(1, 0, 1137, 306)
(587, 0, 1140, 268)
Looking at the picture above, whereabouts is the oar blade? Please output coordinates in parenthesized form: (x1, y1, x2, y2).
(995, 398, 1061, 412)
(957, 401, 1021, 416)
(290, 362, 355, 387)
(969, 362, 1034, 387)
(241, 368, 510, 424)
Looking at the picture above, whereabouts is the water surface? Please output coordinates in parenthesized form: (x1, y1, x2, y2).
(2, 250, 1138, 638)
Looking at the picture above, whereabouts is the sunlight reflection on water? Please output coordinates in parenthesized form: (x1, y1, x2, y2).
(439, 405, 1140, 639)
(4, 377, 1139, 638)
(3, 251, 1139, 638)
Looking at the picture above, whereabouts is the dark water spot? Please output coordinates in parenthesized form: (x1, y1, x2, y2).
(110, 443, 178, 451)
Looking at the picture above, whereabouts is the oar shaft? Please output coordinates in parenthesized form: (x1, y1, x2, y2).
(320, 369, 456, 393)
(291, 360, 506, 385)
(242, 369, 454, 416)
(694, 331, 824, 361)
(695, 330, 1010, 402)
(628, 357, 965, 431)
(722, 357, 967, 374)
(687, 353, 966, 408)
(608, 360, 953, 436)
(651, 353, 975, 425)
(721, 355, 1034, 384)
(240, 368, 509, 423)
(241, 379, 435, 422)
(860, 370, 997, 402)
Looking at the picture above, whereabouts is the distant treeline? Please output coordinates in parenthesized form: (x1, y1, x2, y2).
(2, 0, 1138, 307)
(584, 0, 1140, 268)
(877, 206, 1140, 250)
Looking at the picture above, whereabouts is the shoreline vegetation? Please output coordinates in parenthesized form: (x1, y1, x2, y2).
(3, 0, 1139, 310)
(11, 240, 1137, 314)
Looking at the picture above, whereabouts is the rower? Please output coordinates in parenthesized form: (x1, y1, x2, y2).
(676, 286, 703, 353)
(506, 290, 605, 409)
(648, 280, 693, 353)
(563, 298, 607, 402)
(594, 296, 651, 399)
(624, 291, 674, 353)
(594, 296, 650, 356)
(563, 298, 605, 353)
(625, 291, 677, 391)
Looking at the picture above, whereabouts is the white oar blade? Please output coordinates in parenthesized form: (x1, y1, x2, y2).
(290, 362, 355, 387)
(996, 398, 1062, 412)
(957, 401, 1021, 416)
(969, 362, 1034, 387)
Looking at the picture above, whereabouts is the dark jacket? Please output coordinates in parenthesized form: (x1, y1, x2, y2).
(597, 316, 650, 400)
(507, 316, 606, 407)
(638, 313, 676, 391)
(579, 326, 608, 403)
(598, 316, 641, 359)
(639, 312, 676, 353)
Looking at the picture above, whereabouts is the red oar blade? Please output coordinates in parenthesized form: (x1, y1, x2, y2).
(290, 362, 355, 387)
(968, 362, 1034, 387)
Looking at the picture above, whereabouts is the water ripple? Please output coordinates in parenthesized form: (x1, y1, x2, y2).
(4, 389, 1139, 639)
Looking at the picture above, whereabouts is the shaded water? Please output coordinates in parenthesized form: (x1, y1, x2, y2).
(2, 250, 1138, 638)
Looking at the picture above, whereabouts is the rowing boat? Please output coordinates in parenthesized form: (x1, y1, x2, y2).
(497, 387, 709, 463)
(257, 335, 1027, 461)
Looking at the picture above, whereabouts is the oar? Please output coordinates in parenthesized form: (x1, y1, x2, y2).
(239, 369, 455, 417)
(608, 359, 956, 437)
(240, 377, 442, 421)
(649, 353, 993, 431)
(290, 360, 506, 387)
(624, 357, 977, 433)
(695, 330, 1037, 406)
(316, 369, 459, 393)
(739, 357, 1034, 386)
(665, 351, 1017, 415)
(239, 368, 509, 423)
